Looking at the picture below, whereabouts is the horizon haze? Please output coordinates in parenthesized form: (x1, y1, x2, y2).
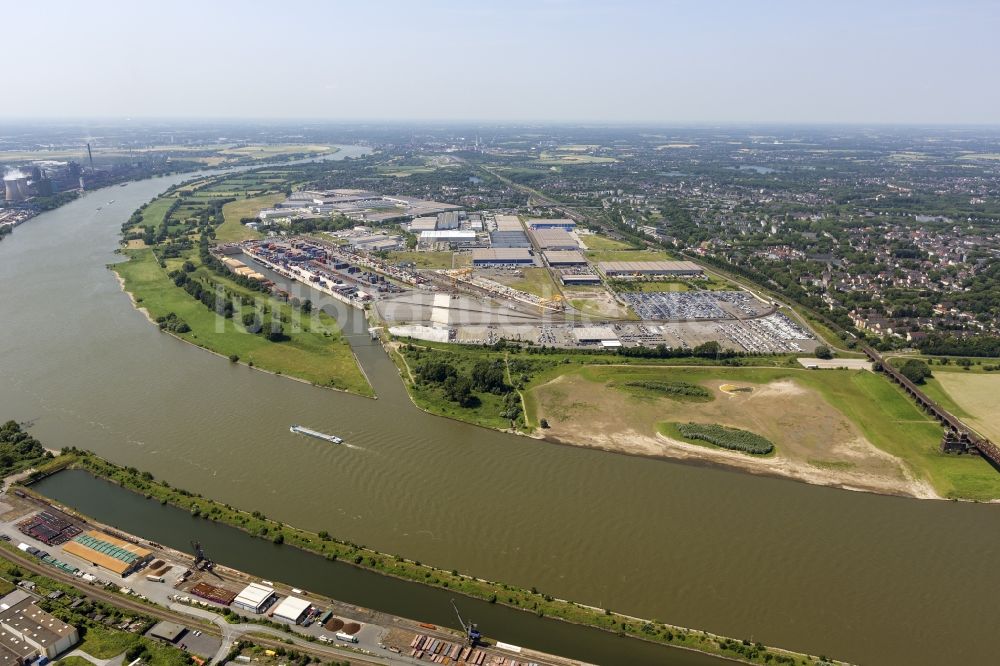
(4, 0, 999, 125)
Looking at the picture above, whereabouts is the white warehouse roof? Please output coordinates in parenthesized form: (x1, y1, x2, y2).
(234, 583, 275, 610)
(420, 230, 476, 239)
(573, 326, 619, 342)
(271, 596, 311, 623)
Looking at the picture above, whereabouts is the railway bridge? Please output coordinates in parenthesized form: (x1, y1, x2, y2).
(862, 345, 1000, 468)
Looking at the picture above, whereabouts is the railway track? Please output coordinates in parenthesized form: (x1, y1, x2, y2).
(0, 548, 384, 665)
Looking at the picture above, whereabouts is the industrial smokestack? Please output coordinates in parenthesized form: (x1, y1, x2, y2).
(86, 143, 94, 171)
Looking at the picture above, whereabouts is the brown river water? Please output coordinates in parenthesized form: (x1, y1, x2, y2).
(2, 150, 999, 665)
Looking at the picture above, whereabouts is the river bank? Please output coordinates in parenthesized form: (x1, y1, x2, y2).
(392, 341, 1000, 501)
(112, 168, 374, 396)
(9, 156, 1000, 666)
(22, 451, 845, 666)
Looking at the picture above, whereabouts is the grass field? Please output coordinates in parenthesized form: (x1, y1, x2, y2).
(80, 625, 138, 658)
(507, 267, 561, 298)
(79, 625, 190, 666)
(216, 193, 283, 242)
(57, 657, 93, 666)
(139, 196, 177, 229)
(526, 363, 1000, 500)
(114, 248, 373, 396)
(932, 372, 1000, 443)
(387, 250, 455, 269)
(579, 234, 635, 251)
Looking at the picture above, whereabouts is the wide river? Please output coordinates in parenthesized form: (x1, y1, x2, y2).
(3, 149, 1000, 665)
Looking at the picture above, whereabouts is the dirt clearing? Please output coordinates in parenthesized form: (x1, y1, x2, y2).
(531, 368, 937, 498)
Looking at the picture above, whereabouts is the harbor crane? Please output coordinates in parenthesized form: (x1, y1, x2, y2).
(190, 540, 214, 571)
(451, 599, 481, 646)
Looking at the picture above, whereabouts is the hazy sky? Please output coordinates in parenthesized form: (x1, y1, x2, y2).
(5, 0, 998, 124)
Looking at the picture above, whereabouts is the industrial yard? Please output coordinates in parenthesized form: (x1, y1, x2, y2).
(231, 207, 816, 353)
(0, 486, 584, 666)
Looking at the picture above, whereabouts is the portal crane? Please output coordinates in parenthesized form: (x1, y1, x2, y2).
(190, 540, 214, 571)
(451, 599, 481, 646)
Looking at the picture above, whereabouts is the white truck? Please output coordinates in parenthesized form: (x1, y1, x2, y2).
(335, 632, 359, 644)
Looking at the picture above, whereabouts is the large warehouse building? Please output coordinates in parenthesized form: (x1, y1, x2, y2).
(418, 230, 477, 247)
(543, 250, 588, 266)
(597, 260, 704, 279)
(233, 583, 276, 614)
(572, 326, 621, 347)
(494, 215, 524, 232)
(62, 531, 152, 577)
(527, 218, 576, 231)
(531, 228, 579, 251)
(0, 598, 79, 659)
(472, 248, 534, 266)
(489, 230, 531, 248)
(271, 596, 312, 624)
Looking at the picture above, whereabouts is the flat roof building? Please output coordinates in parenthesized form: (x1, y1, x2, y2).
(62, 531, 152, 577)
(437, 211, 460, 230)
(148, 621, 187, 644)
(489, 231, 531, 248)
(531, 229, 579, 251)
(543, 250, 588, 266)
(233, 583, 276, 614)
(0, 628, 39, 666)
(271, 596, 311, 624)
(472, 248, 534, 266)
(418, 230, 477, 248)
(572, 326, 620, 345)
(0, 599, 78, 659)
(597, 260, 703, 278)
(527, 218, 576, 231)
(409, 217, 438, 232)
(494, 215, 524, 232)
(561, 273, 602, 286)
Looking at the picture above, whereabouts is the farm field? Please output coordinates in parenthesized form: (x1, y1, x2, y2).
(932, 371, 1000, 443)
(216, 193, 283, 242)
(114, 248, 373, 396)
(526, 364, 1000, 500)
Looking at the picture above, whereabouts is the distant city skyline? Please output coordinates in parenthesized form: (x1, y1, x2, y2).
(5, 0, 999, 124)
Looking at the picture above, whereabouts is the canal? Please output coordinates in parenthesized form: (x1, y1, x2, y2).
(2, 152, 1000, 665)
(32, 469, 727, 666)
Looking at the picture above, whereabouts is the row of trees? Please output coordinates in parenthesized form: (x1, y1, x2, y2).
(0, 421, 51, 475)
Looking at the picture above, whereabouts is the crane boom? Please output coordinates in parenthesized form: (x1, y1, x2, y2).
(451, 599, 481, 645)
